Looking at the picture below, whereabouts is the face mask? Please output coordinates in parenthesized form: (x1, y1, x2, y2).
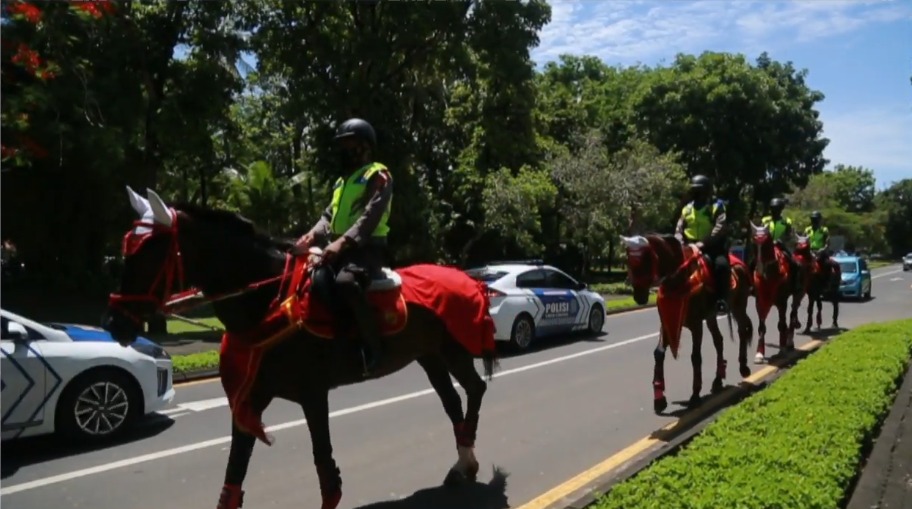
(337, 145, 365, 172)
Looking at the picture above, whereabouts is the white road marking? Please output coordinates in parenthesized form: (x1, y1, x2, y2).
(0, 332, 658, 497)
(872, 269, 902, 279)
(890, 277, 903, 282)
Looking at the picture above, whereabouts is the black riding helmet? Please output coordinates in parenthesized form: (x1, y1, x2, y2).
(770, 198, 785, 212)
(690, 174, 712, 190)
(333, 118, 377, 148)
(810, 210, 822, 219)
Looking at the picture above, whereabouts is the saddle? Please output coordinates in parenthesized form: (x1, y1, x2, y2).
(292, 247, 408, 340)
(684, 244, 744, 294)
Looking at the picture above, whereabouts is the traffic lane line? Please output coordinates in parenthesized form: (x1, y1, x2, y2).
(515, 339, 825, 509)
(12, 274, 892, 495)
(1, 321, 794, 509)
(0, 332, 661, 497)
(171, 305, 659, 388)
(171, 265, 899, 389)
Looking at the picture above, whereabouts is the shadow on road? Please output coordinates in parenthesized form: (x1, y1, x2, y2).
(651, 342, 833, 428)
(353, 466, 510, 509)
(1, 415, 175, 479)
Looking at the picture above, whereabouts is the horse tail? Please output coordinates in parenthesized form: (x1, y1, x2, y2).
(481, 348, 499, 381)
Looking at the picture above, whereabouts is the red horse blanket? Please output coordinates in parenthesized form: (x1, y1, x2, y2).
(657, 252, 746, 359)
(218, 260, 496, 444)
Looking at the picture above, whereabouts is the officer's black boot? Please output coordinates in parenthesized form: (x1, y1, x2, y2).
(345, 289, 383, 376)
(714, 256, 730, 314)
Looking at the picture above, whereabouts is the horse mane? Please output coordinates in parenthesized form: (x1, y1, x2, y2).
(172, 202, 295, 252)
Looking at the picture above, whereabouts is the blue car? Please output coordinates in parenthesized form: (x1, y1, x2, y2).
(834, 255, 872, 300)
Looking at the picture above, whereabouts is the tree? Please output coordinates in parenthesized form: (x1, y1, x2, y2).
(628, 51, 829, 222)
(878, 179, 912, 257)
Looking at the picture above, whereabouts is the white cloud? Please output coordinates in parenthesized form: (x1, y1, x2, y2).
(821, 105, 912, 188)
(532, 0, 912, 66)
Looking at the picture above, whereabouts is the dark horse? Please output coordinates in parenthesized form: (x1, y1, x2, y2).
(748, 222, 800, 363)
(103, 187, 499, 509)
(619, 234, 753, 413)
(793, 236, 841, 333)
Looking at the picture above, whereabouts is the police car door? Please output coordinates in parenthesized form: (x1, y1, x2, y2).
(536, 269, 584, 334)
(1, 316, 48, 438)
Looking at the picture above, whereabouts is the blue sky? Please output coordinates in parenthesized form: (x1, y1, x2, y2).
(530, 0, 912, 189)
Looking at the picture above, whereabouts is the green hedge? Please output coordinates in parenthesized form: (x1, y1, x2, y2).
(594, 318, 912, 509)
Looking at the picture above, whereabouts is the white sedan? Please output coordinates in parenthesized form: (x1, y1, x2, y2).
(1, 308, 175, 442)
(465, 262, 607, 351)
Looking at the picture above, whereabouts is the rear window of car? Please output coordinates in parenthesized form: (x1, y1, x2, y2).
(465, 269, 508, 283)
(839, 261, 857, 274)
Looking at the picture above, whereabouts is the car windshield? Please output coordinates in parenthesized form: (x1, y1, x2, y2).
(465, 268, 508, 283)
(839, 261, 857, 274)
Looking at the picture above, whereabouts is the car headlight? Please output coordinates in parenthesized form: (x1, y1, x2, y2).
(131, 342, 171, 360)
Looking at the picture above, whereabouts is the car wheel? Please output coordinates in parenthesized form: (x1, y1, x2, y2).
(586, 305, 605, 335)
(510, 314, 535, 351)
(56, 369, 141, 442)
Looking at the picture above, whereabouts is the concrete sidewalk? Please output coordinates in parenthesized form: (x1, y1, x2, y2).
(846, 361, 912, 509)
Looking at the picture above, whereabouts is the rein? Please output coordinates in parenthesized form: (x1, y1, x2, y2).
(107, 212, 294, 326)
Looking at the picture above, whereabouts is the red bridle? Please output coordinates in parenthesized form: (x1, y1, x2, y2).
(625, 245, 660, 288)
(107, 210, 293, 326)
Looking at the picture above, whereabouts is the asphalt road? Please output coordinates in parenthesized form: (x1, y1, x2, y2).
(2, 265, 909, 509)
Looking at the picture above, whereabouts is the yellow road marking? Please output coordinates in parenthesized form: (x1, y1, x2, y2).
(516, 339, 824, 509)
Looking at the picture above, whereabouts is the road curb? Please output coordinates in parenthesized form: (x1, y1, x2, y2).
(604, 303, 656, 316)
(517, 340, 826, 509)
(173, 368, 219, 384)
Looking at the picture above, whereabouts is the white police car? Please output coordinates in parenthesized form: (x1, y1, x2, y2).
(465, 261, 607, 351)
(1, 308, 175, 442)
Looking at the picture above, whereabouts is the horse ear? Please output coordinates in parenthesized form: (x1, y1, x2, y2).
(125, 185, 150, 217)
(145, 188, 174, 227)
(749, 220, 759, 231)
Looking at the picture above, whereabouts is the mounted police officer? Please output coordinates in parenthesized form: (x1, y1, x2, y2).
(295, 118, 393, 376)
(761, 198, 794, 253)
(805, 210, 831, 263)
(674, 174, 731, 314)
(757, 197, 802, 293)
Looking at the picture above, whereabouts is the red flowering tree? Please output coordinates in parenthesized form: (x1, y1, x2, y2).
(1, 0, 115, 167)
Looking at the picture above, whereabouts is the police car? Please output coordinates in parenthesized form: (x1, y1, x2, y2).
(1, 308, 175, 442)
(465, 261, 607, 351)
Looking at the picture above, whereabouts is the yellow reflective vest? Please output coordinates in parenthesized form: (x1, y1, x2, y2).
(329, 162, 392, 237)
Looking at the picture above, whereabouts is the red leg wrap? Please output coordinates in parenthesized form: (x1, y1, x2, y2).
(454, 421, 475, 448)
(217, 484, 244, 509)
(716, 359, 727, 378)
(317, 465, 342, 509)
(653, 380, 665, 400)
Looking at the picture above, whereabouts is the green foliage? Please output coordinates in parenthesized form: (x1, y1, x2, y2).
(878, 179, 912, 257)
(594, 318, 912, 509)
(173, 350, 220, 374)
(1, 0, 889, 300)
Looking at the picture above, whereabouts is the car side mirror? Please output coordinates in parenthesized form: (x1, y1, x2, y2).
(6, 321, 29, 342)
(861, 269, 870, 275)
(576, 282, 587, 291)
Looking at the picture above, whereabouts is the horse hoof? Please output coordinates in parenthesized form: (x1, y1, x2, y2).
(802, 328, 811, 335)
(754, 353, 766, 365)
(688, 395, 702, 407)
(321, 489, 342, 509)
(444, 468, 469, 487)
(740, 365, 752, 378)
(654, 397, 668, 414)
(711, 380, 725, 394)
